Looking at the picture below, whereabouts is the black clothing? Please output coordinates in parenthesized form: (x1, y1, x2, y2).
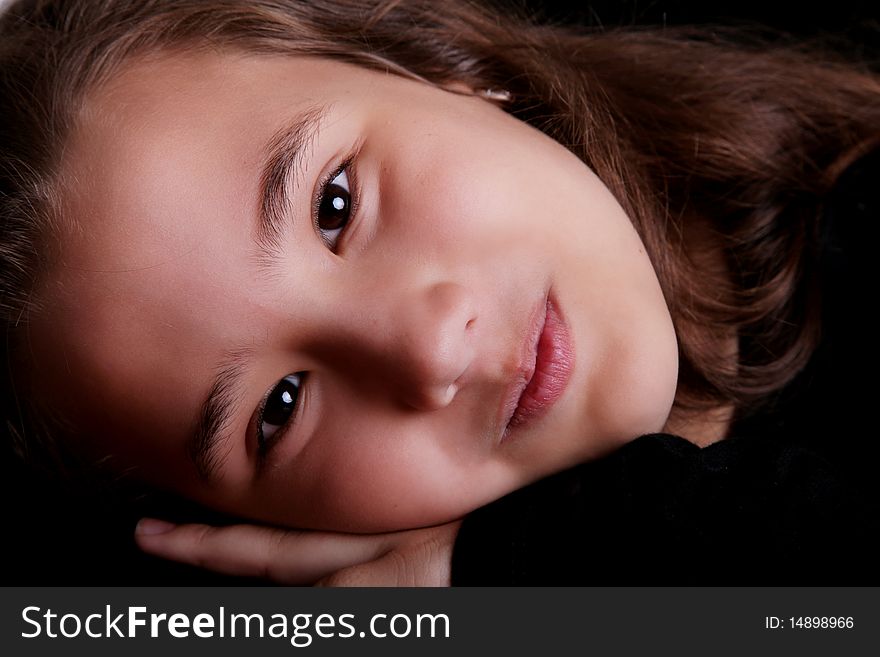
(451, 149, 880, 585)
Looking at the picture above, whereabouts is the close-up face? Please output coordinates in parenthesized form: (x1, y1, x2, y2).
(29, 50, 678, 532)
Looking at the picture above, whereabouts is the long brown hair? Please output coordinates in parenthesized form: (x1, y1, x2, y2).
(2, 0, 879, 473)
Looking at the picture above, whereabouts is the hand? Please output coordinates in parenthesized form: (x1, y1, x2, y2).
(134, 517, 462, 586)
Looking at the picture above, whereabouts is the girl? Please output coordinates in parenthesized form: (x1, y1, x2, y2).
(1, 0, 878, 585)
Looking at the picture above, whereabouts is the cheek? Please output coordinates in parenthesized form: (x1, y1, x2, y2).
(548, 178, 679, 447)
(579, 254, 679, 440)
(376, 120, 558, 251)
(589, 314, 678, 439)
(293, 436, 467, 532)
(279, 403, 514, 532)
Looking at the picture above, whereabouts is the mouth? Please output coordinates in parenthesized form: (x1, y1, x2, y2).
(500, 294, 574, 442)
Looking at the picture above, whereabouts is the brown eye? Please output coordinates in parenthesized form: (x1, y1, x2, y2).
(316, 168, 351, 248)
(258, 373, 303, 451)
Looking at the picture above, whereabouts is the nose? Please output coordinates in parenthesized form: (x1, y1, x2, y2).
(367, 281, 477, 411)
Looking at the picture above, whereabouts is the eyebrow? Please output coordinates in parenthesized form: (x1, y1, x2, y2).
(255, 103, 329, 263)
(187, 105, 328, 483)
(188, 348, 251, 482)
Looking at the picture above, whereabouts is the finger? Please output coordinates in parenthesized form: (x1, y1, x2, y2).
(135, 518, 390, 584)
(316, 533, 454, 587)
(315, 551, 410, 587)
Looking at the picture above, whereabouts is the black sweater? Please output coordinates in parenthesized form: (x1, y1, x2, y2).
(451, 149, 880, 585)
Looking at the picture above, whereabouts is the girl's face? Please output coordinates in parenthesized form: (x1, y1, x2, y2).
(31, 51, 678, 531)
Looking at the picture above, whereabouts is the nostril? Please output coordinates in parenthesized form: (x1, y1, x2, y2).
(403, 382, 458, 412)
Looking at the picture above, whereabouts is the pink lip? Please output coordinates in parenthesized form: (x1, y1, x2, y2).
(501, 295, 574, 441)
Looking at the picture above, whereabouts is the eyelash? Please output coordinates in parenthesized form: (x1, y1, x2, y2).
(312, 155, 359, 253)
(254, 373, 305, 458)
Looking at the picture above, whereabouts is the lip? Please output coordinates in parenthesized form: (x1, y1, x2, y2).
(500, 294, 574, 441)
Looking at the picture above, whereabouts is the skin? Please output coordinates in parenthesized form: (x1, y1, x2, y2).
(30, 50, 680, 541)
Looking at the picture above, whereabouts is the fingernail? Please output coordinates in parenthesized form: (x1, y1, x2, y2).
(136, 518, 176, 536)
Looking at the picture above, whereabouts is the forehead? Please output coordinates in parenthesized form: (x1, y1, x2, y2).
(58, 50, 386, 273)
(54, 50, 368, 312)
(52, 53, 278, 363)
